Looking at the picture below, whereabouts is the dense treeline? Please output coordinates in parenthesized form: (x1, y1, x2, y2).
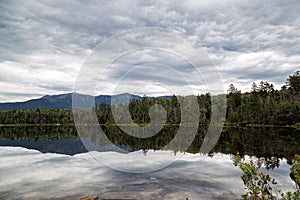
(0, 71, 299, 126)
(0, 109, 74, 125)
(97, 95, 181, 125)
(97, 94, 212, 125)
(226, 71, 300, 125)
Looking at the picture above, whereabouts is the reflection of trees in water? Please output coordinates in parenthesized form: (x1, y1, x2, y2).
(102, 125, 182, 152)
(217, 127, 300, 169)
(1, 126, 300, 168)
(0, 126, 78, 140)
(96, 126, 300, 168)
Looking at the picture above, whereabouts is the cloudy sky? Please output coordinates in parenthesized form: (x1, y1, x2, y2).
(0, 0, 299, 102)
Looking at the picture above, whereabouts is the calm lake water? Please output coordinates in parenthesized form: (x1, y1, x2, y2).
(0, 126, 299, 199)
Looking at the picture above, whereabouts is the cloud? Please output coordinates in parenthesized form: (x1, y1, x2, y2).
(0, 146, 295, 199)
(0, 0, 300, 101)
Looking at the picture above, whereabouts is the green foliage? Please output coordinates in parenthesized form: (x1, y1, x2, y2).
(0, 109, 74, 125)
(225, 71, 300, 125)
(287, 71, 300, 95)
(281, 191, 300, 200)
(236, 154, 279, 200)
(236, 154, 300, 200)
(290, 154, 300, 189)
(95, 96, 182, 125)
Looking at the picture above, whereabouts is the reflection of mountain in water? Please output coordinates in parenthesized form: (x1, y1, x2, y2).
(0, 138, 87, 155)
(0, 125, 300, 167)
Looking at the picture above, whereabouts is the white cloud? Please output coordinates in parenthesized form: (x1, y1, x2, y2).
(0, 0, 300, 101)
(0, 146, 294, 199)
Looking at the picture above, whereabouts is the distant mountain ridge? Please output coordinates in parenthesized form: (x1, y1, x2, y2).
(0, 93, 172, 111)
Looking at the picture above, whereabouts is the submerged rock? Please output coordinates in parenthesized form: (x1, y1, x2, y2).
(80, 196, 99, 200)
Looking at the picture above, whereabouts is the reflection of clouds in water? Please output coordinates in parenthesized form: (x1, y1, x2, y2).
(0, 147, 295, 199)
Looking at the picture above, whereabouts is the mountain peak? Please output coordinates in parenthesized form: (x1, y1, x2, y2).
(0, 93, 171, 111)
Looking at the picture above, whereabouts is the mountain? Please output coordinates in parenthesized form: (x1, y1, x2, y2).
(0, 93, 170, 111)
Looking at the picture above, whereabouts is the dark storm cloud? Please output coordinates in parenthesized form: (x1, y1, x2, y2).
(0, 0, 299, 101)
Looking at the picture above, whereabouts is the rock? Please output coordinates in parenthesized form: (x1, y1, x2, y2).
(80, 196, 99, 200)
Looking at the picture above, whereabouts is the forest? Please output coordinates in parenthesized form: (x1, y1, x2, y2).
(0, 71, 299, 126)
(226, 70, 300, 125)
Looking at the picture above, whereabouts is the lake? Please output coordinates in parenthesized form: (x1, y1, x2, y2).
(0, 126, 299, 199)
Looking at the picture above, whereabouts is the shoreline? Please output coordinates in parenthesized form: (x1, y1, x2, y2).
(1, 123, 299, 128)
